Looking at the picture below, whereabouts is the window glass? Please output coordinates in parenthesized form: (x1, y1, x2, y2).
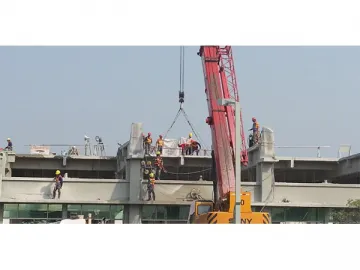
(166, 206, 181, 220)
(82, 205, 110, 220)
(197, 205, 212, 215)
(4, 204, 18, 218)
(165, 205, 190, 220)
(178, 206, 190, 220)
(142, 205, 156, 219)
(110, 205, 124, 220)
(67, 204, 82, 218)
(18, 204, 47, 219)
(270, 207, 285, 223)
(48, 204, 62, 219)
(285, 207, 311, 223)
(156, 206, 166, 219)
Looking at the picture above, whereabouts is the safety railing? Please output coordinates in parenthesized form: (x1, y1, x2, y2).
(145, 145, 212, 157)
(275, 145, 331, 158)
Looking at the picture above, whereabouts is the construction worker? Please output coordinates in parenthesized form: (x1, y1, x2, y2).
(190, 140, 202, 156)
(249, 117, 260, 144)
(178, 143, 186, 155)
(147, 172, 156, 201)
(156, 135, 164, 154)
(143, 132, 152, 155)
(68, 146, 79, 155)
(154, 151, 165, 180)
(185, 133, 194, 155)
(52, 170, 63, 199)
(4, 138, 13, 151)
(142, 160, 153, 179)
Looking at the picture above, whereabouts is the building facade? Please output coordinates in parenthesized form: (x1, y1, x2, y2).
(1, 123, 360, 224)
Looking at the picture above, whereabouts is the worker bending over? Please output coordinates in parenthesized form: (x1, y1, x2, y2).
(52, 170, 63, 199)
(147, 173, 156, 201)
(154, 151, 165, 180)
(189, 140, 201, 156)
(156, 135, 164, 154)
(249, 117, 260, 144)
(4, 138, 13, 151)
(68, 146, 79, 155)
(143, 132, 152, 155)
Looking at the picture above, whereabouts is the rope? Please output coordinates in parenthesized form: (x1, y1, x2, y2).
(164, 168, 211, 175)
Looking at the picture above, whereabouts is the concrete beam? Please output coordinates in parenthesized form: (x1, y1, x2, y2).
(11, 156, 117, 171)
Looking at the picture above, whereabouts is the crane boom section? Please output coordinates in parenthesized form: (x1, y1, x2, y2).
(199, 46, 235, 197)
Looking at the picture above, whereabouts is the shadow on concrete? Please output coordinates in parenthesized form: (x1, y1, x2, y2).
(40, 182, 54, 199)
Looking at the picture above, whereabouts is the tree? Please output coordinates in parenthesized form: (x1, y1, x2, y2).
(331, 199, 360, 224)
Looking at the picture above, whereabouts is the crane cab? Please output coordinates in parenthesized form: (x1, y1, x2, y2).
(187, 191, 271, 224)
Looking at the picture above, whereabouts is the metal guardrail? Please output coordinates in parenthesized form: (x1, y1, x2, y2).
(275, 145, 331, 158)
(146, 146, 212, 157)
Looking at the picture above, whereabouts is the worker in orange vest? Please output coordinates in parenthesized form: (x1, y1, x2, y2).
(249, 117, 260, 144)
(156, 135, 164, 154)
(143, 132, 152, 155)
(154, 151, 165, 180)
(190, 140, 201, 156)
(147, 172, 156, 201)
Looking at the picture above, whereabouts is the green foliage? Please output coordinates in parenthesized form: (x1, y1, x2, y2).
(331, 199, 360, 224)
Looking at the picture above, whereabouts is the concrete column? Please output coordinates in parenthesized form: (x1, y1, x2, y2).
(126, 158, 143, 224)
(256, 162, 275, 202)
(0, 203, 4, 224)
(62, 204, 68, 219)
(255, 127, 278, 202)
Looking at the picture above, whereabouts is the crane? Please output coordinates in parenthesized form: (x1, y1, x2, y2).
(188, 46, 271, 224)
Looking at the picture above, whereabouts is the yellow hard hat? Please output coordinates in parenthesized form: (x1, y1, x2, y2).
(189, 133, 192, 138)
(7, 138, 10, 141)
(156, 151, 160, 155)
(146, 161, 151, 165)
(149, 173, 154, 177)
(55, 170, 60, 175)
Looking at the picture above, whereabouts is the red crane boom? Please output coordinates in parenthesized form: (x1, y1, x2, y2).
(198, 46, 248, 200)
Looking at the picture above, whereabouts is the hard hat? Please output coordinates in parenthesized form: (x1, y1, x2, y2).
(156, 151, 160, 155)
(189, 133, 192, 138)
(55, 170, 61, 175)
(7, 138, 10, 141)
(149, 173, 154, 177)
(148, 132, 151, 136)
(252, 117, 256, 122)
(146, 161, 151, 165)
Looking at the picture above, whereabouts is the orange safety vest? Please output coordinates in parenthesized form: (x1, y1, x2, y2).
(157, 139, 164, 146)
(145, 136, 152, 144)
(149, 177, 155, 186)
(154, 157, 163, 167)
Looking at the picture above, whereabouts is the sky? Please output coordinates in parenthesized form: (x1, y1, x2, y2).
(0, 46, 358, 157)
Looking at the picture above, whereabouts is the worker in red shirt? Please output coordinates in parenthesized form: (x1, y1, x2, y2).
(156, 135, 164, 154)
(143, 132, 152, 155)
(249, 117, 260, 144)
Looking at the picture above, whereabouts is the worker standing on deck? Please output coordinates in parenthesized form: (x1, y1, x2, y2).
(154, 151, 165, 180)
(249, 117, 260, 144)
(156, 135, 164, 154)
(186, 133, 194, 155)
(143, 132, 153, 155)
(4, 138, 13, 151)
(52, 170, 63, 199)
(147, 172, 156, 201)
